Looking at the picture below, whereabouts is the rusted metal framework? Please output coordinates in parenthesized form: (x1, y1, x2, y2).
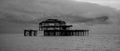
(24, 19, 89, 36)
(39, 19, 72, 31)
(44, 30, 89, 36)
(24, 30, 37, 36)
(39, 19, 89, 36)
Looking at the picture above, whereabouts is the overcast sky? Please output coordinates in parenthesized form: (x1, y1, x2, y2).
(0, 0, 120, 34)
(73, 0, 120, 10)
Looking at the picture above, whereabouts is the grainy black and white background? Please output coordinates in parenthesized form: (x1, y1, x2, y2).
(0, 0, 120, 51)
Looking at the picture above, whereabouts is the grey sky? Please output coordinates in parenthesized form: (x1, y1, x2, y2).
(0, 0, 120, 33)
(73, 0, 120, 10)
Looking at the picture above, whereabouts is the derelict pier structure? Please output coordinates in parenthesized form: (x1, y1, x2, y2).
(24, 19, 89, 36)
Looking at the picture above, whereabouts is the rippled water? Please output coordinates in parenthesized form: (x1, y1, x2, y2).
(0, 33, 120, 51)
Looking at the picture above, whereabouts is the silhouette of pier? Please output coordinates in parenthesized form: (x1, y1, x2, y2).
(24, 30, 37, 36)
(24, 19, 89, 36)
(44, 30, 89, 36)
(39, 19, 89, 36)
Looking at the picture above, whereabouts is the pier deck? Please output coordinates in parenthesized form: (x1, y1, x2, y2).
(44, 30, 89, 36)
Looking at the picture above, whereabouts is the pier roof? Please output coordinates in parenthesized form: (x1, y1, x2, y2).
(39, 19, 66, 24)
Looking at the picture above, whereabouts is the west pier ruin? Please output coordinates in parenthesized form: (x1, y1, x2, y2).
(24, 19, 89, 36)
